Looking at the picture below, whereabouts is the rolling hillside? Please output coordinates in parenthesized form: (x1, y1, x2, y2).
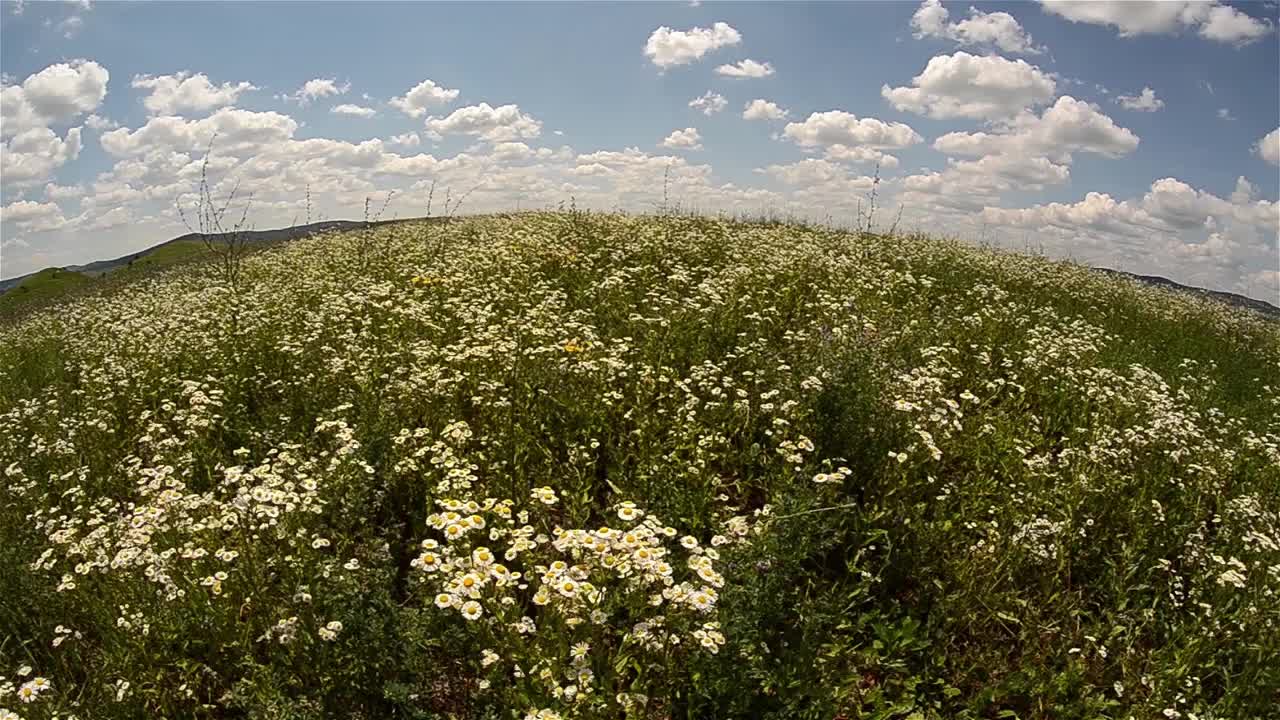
(0, 215, 412, 311)
(1, 213, 1276, 719)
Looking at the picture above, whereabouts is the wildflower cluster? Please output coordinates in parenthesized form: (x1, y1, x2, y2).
(411, 492, 736, 714)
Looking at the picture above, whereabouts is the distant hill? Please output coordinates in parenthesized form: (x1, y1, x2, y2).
(0, 219, 398, 296)
(0, 267, 93, 313)
(1095, 268, 1280, 321)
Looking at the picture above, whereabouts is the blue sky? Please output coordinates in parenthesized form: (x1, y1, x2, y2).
(2, 0, 1278, 301)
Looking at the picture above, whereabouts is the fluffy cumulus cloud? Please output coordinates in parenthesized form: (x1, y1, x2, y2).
(643, 22, 741, 68)
(43, 182, 84, 201)
(489, 142, 558, 163)
(131, 72, 256, 115)
(1256, 128, 1280, 166)
(981, 190, 1163, 239)
(897, 154, 1072, 217)
(882, 51, 1056, 120)
(757, 158, 873, 190)
(1, 199, 67, 232)
(1038, 0, 1274, 45)
(742, 99, 788, 121)
(389, 79, 460, 118)
(0, 59, 108, 137)
(289, 78, 350, 105)
(423, 103, 540, 143)
(1116, 86, 1164, 112)
(1, 127, 82, 188)
(660, 127, 703, 151)
(760, 163, 879, 212)
(823, 144, 900, 169)
(783, 110, 923, 150)
(946, 153, 1070, 190)
(980, 175, 1279, 295)
(84, 113, 118, 130)
(100, 107, 298, 158)
(714, 59, 775, 78)
(933, 96, 1139, 161)
(688, 91, 727, 116)
(911, 0, 1041, 54)
(331, 103, 376, 118)
(389, 132, 421, 147)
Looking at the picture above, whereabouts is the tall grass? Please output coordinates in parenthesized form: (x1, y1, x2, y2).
(1, 213, 1276, 719)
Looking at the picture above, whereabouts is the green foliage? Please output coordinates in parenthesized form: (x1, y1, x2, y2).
(0, 268, 91, 316)
(0, 213, 1277, 719)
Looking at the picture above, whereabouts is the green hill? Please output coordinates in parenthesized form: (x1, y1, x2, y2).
(0, 214, 1276, 719)
(0, 266, 91, 314)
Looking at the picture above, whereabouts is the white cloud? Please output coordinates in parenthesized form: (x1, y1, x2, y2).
(783, 110, 922, 150)
(822, 144, 900, 169)
(1255, 127, 1280, 166)
(689, 91, 727, 116)
(389, 79, 460, 118)
(896, 152, 1071, 218)
(100, 107, 298, 158)
(489, 142, 558, 164)
(911, 0, 1041, 54)
(423, 103, 540, 143)
(715, 59, 775, 78)
(979, 175, 1278, 285)
(882, 51, 1056, 119)
(743, 99, 788, 121)
(660, 127, 703, 150)
(1, 126, 82, 188)
(933, 96, 1139, 160)
(947, 153, 1070, 190)
(44, 182, 83, 201)
(1039, 0, 1274, 45)
(1116, 86, 1164, 112)
(83, 206, 132, 231)
(1199, 3, 1275, 44)
(0, 59, 109, 137)
(331, 103, 376, 118)
(758, 158, 872, 188)
(644, 22, 741, 69)
(1217, 107, 1236, 121)
(899, 170, 1001, 213)
(1, 199, 67, 232)
(131, 72, 256, 116)
(290, 78, 350, 106)
(83, 113, 118, 130)
(389, 132, 421, 147)
(981, 190, 1164, 239)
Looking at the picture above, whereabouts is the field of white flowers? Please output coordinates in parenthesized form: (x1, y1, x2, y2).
(1, 212, 1277, 720)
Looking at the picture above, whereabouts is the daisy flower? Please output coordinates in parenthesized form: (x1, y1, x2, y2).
(460, 601, 483, 620)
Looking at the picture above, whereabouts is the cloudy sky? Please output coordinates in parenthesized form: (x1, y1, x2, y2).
(2, 0, 1278, 301)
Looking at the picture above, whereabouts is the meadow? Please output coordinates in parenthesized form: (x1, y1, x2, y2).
(0, 212, 1277, 720)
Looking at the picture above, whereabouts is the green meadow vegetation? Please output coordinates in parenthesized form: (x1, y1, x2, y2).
(0, 269, 91, 316)
(1, 212, 1277, 719)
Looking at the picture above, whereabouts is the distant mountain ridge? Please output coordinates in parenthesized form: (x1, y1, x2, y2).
(1095, 268, 1280, 321)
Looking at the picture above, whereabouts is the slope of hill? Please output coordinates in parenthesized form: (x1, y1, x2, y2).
(0, 219, 387, 296)
(1097, 267, 1280, 320)
(0, 267, 92, 314)
(1, 214, 1276, 719)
